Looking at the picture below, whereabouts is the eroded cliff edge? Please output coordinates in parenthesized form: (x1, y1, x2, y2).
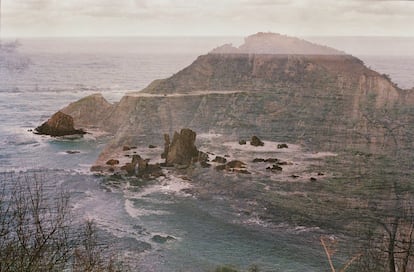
(44, 33, 414, 166)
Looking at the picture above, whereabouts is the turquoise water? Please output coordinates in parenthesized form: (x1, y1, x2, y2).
(1, 37, 413, 271)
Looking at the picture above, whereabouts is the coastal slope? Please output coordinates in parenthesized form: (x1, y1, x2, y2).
(42, 33, 413, 165)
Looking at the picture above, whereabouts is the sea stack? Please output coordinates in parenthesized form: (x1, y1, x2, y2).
(35, 111, 86, 137)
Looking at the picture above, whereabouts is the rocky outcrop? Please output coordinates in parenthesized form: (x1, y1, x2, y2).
(163, 128, 203, 167)
(35, 111, 86, 137)
(61, 93, 114, 131)
(251, 136, 264, 147)
(39, 33, 414, 163)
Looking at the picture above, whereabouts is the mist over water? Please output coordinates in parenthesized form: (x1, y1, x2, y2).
(1, 36, 413, 271)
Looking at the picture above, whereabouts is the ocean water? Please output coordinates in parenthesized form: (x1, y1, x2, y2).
(1, 37, 414, 271)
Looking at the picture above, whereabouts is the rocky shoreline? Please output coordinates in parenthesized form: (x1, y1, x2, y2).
(91, 128, 339, 236)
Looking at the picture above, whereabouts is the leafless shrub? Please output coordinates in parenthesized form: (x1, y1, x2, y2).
(0, 172, 129, 272)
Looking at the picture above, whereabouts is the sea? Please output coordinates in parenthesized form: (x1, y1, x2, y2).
(0, 36, 413, 271)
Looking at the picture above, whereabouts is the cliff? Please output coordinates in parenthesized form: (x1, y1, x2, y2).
(40, 33, 414, 164)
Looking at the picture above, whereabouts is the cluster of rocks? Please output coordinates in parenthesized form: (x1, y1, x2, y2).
(92, 128, 209, 178)
(92, 129, 303, 180)
(35, 111, 86, 137)
(127, 155, 162, 179)
(252, 157, 292, 173)
(238, 135, 288, 149)
(99, 153, 164, 179)
(238, 136, 264, 146)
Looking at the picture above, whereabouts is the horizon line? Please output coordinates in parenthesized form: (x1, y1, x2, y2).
(2, 34, 414, 39)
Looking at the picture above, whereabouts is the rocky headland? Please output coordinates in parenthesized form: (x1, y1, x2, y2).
(36, 32, 414, 236)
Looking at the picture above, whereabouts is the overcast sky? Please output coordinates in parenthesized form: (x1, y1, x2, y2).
(1, 0, 414, 37)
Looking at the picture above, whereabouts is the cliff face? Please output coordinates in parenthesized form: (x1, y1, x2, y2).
(142, 54, 398, 99)
(43, 33, 414, 164)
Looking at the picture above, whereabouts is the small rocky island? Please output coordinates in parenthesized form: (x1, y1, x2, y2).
(35, 111, 86, 137)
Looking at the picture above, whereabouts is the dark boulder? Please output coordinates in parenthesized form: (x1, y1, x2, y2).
(250, 136, 264, 146)
(66, 150, 80, 154)
(266, 164, 282, 172)
(212, 156, 227, 164)
(252, 158, 265, 163)
(277, 143, 289, 149)
(264, 158, 278, 163)
(151, 235, 176, 244)
(35, 111, 86, 137)
(226, 160, 246, 169)
(106, 159, 120, 166)
(239, 139, 247, 145)
(276, 161, 291, 166)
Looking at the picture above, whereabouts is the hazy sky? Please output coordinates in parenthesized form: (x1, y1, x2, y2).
(1, 0, 414, 37)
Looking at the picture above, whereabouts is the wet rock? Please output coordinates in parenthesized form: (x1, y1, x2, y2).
(239, 139, 247, 145)
(212, 156, 227, 164)
(163, 128, 200, 167)
(35, 111, 86, 137)
(252, 158, 265, 163)
(66, 150, 80, 154)
(151, 235, 176, 244)
(106, 159, 120, 166)
(226, 160, 246, 169)
(277, 161, 291, 166)
(266, 164, 282, 172)
(277, 143, 289, 149)
(264, 158, 278, 163)
(197, 151, 209, 163)
(250, 136, 264, 147)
